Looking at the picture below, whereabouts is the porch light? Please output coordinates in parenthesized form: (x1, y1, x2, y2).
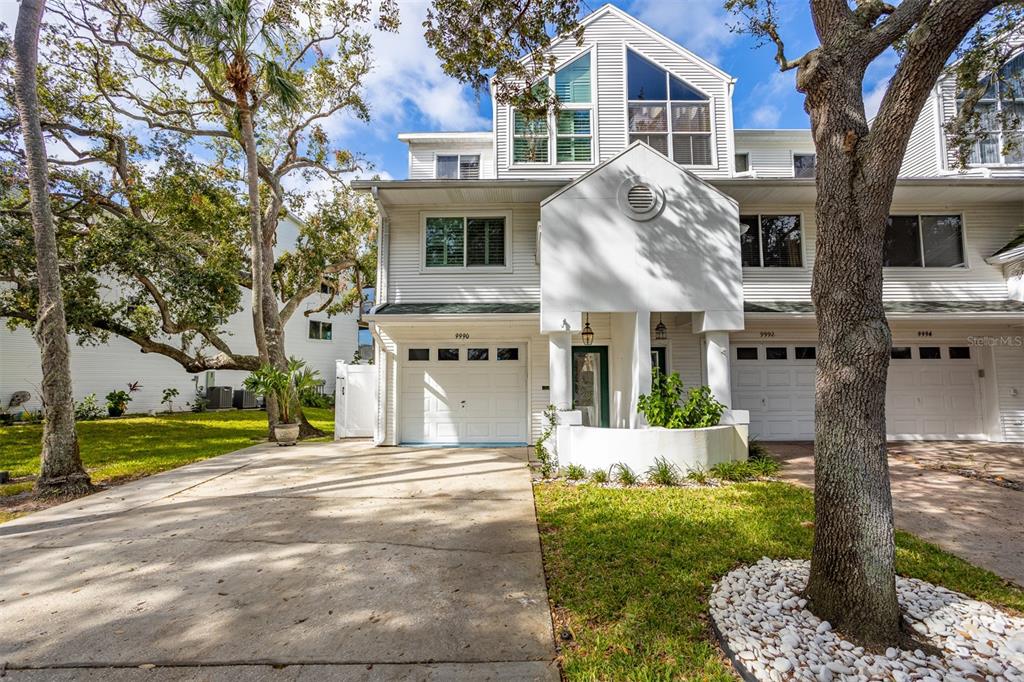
(655, 314, 668, 341)
(581, 313, 594, 346)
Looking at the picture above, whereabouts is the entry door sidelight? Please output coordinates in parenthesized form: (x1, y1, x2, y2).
(572, 346, 610, 427)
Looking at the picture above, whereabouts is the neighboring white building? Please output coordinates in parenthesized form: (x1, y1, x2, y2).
(1, 216, 359, 414)
(354, 4, 1024, 448)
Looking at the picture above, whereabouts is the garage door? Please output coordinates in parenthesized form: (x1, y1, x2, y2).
(400, 344, 528, 445)
(731, 343, 984, 441)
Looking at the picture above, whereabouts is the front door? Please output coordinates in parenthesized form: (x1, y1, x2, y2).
(572, 346, 609, 427)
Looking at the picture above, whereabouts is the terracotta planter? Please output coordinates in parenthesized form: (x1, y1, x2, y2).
(274, 422, 300, 446)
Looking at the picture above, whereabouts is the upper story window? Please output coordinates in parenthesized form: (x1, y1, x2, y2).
(884, 215, 965, 267)
(793, 153, 816, 178)
(308, 320, 332, 341)
(626, 50, 712, 166)
(436, 154, 480, 179)
(425, 216, 506, 268)
(961, 53, 1024, 166)
(512, 53, 593, 165)
(734, 153, 750, 173)
(740, 214, 803, 267)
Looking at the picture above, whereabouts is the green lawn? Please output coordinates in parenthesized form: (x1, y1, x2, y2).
(0, 407, 333, 511)
(534, 482, 1024, 681)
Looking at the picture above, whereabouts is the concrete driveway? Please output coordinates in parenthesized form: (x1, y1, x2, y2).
(773, 441, 1024, 587)
(0, 441, 558, 681)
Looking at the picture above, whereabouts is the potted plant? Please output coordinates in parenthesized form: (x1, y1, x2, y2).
(105, 389, 132, 417)
(243, 364, 300, 445)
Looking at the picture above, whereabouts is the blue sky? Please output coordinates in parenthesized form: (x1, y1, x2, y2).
(338, 0, 897, 182)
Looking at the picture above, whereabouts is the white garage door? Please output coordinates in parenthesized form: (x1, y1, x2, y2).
(731, 343, 983, 441)
(400, 344, 528, 445)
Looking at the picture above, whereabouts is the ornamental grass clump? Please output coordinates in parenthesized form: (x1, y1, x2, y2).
(646, 456, 681, 486)
(611, 462, 639, 486)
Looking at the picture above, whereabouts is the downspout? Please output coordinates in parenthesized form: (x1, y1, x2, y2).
(371, 186, 390, 306)
(370, 321, 387, 446)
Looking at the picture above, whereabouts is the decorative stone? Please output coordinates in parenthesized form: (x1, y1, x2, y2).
(709, 559, 1024, 682)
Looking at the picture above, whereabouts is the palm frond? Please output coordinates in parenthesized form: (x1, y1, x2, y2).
(263, 59, 303, 110)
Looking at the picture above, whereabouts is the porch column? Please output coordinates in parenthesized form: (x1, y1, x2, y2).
(548, 331, 573, 410)
(704, 331, 732, 409)
(632, 311, 652, 427)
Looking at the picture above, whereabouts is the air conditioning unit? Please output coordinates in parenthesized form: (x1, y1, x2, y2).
(206, 386, 233, 410)
(233, 389, 259, 409)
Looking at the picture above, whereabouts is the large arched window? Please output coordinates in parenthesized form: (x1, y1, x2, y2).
(626, 50, 712, 166)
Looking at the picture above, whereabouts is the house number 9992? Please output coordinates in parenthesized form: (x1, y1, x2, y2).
(455, 332, 470, 340)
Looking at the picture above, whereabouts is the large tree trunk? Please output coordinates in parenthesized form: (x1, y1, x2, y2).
(13, 0, 92, 496)
(801, 56, 901, 649)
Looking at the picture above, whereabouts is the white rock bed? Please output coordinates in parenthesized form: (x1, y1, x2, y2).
(710, 558, 1024, 682)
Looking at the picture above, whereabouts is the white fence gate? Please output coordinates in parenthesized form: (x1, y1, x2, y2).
(335, 361, 377, 439)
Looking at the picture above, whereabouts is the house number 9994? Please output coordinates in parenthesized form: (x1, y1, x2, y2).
(455, 332, 470, 340)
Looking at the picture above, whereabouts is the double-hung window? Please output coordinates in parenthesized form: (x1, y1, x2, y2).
(793, 154, 816, 178)
(436, 154, 481, 179)
(308, 320, 332, 341)
(961, 53, 1024, 166)
(883, 214, 965, 267)
(512, 53, 593, 164)
(740, 214, 803, 267)
(425, 216, 506, 268)
(627, 50, 712, 165)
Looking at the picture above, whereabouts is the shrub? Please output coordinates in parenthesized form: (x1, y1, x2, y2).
(105, 389, 132, 416)
(611, 462, 639, 486)
(74, 393, 104, 421)
(646, 456, 681, 486)
(564, 463, 587, 480)
(300, 392, 334, 409)
(161, 388, 180, 413)
(190, 388, 209, 413)
(637, 369, 725, 428)
(590, 468, 609, 484)
(749, 438, 770, 459)
(534, 405, 558, 478)
(686, 468, 709, 485)
(747, 454, 781, 478)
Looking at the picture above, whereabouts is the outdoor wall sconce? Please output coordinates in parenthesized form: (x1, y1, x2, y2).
(655, 313, 668, 341)
(581, 313, 594, 346)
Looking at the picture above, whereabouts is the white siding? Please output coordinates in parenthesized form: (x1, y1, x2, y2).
(408, 141, 495, 179)
(899, 91, 943, 177)
(649, 312, 703, 387)
(735, 131, 815, 178)
(495, 10, 733, 180)
(1, 300, 358, 414)
(386, 203, 540, 303)
(995, 342, 1024, 441)
(741, 201, 1022, 302)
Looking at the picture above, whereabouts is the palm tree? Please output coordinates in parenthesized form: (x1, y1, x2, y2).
(12, 0, 92, 495)
(158, 0, 303, 432)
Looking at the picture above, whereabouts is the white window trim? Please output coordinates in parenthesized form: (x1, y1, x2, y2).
(621, 45, 718, 169)
(960, 75, 1024, 167)
(884, 213, 970, 269)
(740, 211, 808, 270)
(418, 211, 514, 274)
(508, 46, 598, 168)
(433, 152, 482, 179)
(792, 152, 817, 178)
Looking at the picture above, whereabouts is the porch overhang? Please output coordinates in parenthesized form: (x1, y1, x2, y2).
(713, 176, 1024, 205)
(366, 302, 540, 323)
(745, 300, 1024, 320)
(350, 179, 565, 208)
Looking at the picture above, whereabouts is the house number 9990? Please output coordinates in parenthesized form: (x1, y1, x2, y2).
(455, 332, 470, 340)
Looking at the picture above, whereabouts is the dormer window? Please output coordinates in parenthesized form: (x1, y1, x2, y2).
(627, 50, 712, 166)
(436, 154, 480, 179)
(512, 52, 593, 164)
(961, 52, 1024, 166)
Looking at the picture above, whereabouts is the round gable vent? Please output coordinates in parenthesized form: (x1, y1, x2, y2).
(617, 177, 664, 221)
(626, 184, 656, 213)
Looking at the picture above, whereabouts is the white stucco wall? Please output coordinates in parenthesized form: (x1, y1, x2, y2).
(540, 142, 743, 333)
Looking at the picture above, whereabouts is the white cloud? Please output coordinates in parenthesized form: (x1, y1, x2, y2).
(864, 79, 888, 119)
(629, 0, 737, 65)
(749, 105, 782, 128)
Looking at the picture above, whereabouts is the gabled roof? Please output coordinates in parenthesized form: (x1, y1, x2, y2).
(508, 3, 733, 84)
(987, 231, 1024, 265)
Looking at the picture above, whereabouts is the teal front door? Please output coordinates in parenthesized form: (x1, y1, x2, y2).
(572, 346, 610, 427)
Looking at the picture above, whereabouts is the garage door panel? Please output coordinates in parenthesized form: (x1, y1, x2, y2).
(401, 345, 527, 445)
(734, 343, 981, 441)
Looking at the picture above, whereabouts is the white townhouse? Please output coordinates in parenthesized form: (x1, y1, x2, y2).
(1, 215, 359, 414)
(354, 4, 1024, 449)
